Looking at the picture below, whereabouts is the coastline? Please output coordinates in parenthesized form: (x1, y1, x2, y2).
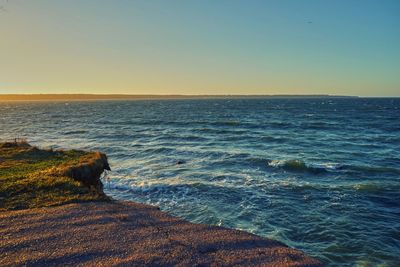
(0, 142, 322, 266)
(0, 93, 358, 102)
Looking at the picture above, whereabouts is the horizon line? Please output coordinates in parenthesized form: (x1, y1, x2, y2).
(0, 93, 398, 101)
(0, 93, 359, 100)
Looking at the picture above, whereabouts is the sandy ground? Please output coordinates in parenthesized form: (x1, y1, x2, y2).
(0, 201, 322, 266)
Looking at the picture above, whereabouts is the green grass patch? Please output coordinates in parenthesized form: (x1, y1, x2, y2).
(0, 141, 108, 211)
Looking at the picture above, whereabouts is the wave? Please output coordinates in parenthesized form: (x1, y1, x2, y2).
(153, 134, 210, 142)
(274, 181, 400, 195)
(63, 130, 87, 135)
(106, 176, 400, 203)
(265, 159, 400, 175)
(240, 156, 339, 174)
(352, 183, 392, 193)
(260, 136, 288, 143)
(337, 165, 400, 175)
(267, 159, 328, 174)
(140, 146, 176, 154)
(300, 121, 339, 130)
(196, 128, 248, 135)
(216, 120, 241, 126)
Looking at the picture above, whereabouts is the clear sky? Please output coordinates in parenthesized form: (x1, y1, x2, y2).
(0, 0, 399, 96)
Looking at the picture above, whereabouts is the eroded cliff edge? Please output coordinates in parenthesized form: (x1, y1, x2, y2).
(0, 141, 110, 210)
(52, 151, 111, 196)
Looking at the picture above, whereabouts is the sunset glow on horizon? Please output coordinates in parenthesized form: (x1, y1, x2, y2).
(0, 0, 399, 96)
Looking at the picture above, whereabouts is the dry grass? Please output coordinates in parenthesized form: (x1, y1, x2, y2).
(0, 141, 109, 211)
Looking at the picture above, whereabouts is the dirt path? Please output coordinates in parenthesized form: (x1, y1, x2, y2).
(0, 201, 322, 266)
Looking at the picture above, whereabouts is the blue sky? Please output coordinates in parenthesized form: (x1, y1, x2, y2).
(0, 0, 399, 96)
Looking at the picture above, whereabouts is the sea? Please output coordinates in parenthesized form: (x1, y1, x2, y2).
(1, 97, 399, 266)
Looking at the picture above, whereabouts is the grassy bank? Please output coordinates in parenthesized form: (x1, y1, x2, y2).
(0, 141, 109, 211)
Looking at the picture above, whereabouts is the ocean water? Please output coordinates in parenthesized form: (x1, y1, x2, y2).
(1, 97, 399, 266)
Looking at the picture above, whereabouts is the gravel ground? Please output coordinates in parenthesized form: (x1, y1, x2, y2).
(0, 201, 322, 266)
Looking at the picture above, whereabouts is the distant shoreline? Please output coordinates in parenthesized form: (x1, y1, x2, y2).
(0, 94, 360, 101)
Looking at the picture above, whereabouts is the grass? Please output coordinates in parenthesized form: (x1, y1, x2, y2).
(0, 141, 108, 211)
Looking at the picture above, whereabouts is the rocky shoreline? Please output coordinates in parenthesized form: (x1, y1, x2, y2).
(0, 142, 322, 266)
